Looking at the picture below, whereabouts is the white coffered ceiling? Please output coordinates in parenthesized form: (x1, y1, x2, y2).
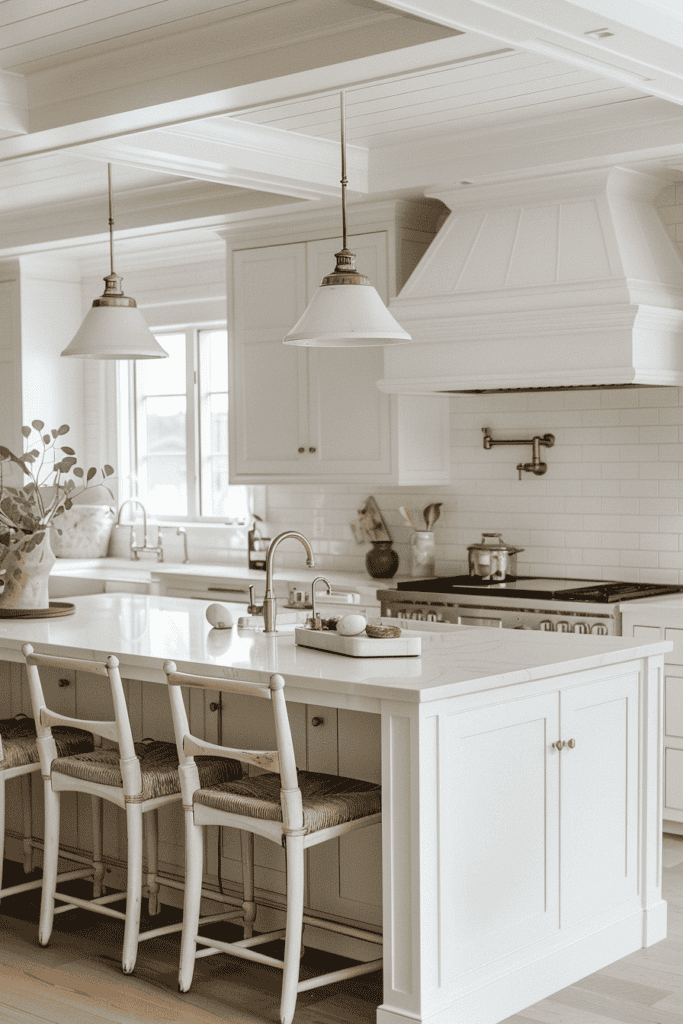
(1, 0, 683, 271)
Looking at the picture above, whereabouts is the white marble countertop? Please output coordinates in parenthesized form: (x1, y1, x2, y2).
(49, 557, 399, 599)
(0, 594, 672, 707)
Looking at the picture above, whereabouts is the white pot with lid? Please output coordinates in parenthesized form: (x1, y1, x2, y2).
(467, 533, 524, 581)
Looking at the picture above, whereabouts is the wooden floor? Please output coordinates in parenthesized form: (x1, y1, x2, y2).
(2, 839, 683, 1024)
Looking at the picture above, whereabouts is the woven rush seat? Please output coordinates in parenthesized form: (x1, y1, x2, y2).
(0, 716, 93, 771)
(194, 769, 381, 833)
(52, 740, 242, 802)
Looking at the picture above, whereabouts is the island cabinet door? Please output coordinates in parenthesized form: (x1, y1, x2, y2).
(440, 691, 560, 978)
(558, 670, 639, 929)
(306, 707, 382, 929)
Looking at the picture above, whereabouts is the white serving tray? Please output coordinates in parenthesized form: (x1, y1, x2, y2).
(294, 627, 421, 658)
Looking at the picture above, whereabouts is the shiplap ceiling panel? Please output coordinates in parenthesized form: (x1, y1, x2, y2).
(0, 151, 190, 214)
(232, 51, 648, 147)
(0, 0, 291, 73)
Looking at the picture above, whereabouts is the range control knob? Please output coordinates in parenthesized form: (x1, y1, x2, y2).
(539, 620, 553, 631)
(591, 623, 608, 635)
(573, 622, 588, 633)
(556, 621, 569, 632)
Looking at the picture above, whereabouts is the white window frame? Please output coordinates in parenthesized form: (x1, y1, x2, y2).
(116, 323, 264, 524)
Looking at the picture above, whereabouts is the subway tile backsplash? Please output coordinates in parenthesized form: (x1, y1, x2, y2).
(265, 387, 683, 585)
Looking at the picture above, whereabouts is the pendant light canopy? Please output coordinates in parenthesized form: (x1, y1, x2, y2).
(284, 94, 411, 348)
(61, 165, 168, 360)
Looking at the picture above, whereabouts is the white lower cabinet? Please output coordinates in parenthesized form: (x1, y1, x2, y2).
(621, 598, 683, 828)
(445, 670, 639, 974)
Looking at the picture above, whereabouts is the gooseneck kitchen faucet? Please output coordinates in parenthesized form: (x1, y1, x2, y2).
(262, 531, 315, 634)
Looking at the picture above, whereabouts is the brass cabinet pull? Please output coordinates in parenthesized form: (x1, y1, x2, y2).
(209, 702, 220, 712)
(298, 447, 305, 453)
(566, 738, 576, 748)
(58, 678, 70, 688)
(311, 717, 324, 727)
(309, 447, 317, 453)
(553, 738, 576, 750)
(553, 740, 565, 750)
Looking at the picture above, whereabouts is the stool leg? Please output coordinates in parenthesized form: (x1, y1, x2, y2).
(122, 802, 143, 975)
(145, 809, 160, 916)
(0, 773, 6, 898)
(178, 807, 203, 994)
(91, 796, 105, 899)
(21, 773, 33, 874)
(38, 780, 60, 947)
(280, 834, 305, 1024)
(240, 830, 255, 939)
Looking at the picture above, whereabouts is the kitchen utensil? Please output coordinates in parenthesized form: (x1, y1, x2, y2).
(423, 503, 442, 529)
(399, 506, 417, 531)
(467, 533, 524, 582)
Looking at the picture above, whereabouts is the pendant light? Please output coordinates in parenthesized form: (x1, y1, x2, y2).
(61, 164, 168, 360)
(283, 93, 411, 347)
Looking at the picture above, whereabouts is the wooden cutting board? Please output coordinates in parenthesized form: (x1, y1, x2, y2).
(294, 627, 420, 658)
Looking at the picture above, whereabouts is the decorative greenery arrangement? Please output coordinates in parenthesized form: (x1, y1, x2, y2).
(0, 421, 115, 556)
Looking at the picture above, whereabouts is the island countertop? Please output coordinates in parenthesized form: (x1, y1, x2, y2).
(0, 594, 671, 708)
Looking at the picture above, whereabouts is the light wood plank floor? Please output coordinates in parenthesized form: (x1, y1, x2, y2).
(3, 839, 683, 1024)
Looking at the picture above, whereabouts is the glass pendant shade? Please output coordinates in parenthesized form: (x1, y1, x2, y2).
(283, 94, 411, 349)
(284, 249, 411, 346)
(62, 165, 168, 360)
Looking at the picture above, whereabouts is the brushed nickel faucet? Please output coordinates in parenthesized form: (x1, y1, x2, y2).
(115, 499, 164, 561)
(261, 531, 315, 635)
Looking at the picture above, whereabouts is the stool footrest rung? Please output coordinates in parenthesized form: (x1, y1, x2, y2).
(297, 957, 383, 993)
(52, 890, 127, 920)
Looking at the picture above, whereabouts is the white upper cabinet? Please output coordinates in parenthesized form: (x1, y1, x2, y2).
(225, 202, 450, 485)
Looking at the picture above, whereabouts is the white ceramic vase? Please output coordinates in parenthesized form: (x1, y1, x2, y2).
(0, 532, 56, 610)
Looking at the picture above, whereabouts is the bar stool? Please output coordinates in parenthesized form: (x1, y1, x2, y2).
(22, 644, 243, 975)
(0, 713, 95, 900)
(163, 662, 383, 1024)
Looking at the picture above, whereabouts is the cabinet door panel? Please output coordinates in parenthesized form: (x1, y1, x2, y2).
(231, 244, 310, 475)
(307, 709, 382, 924)
(306, 233, 391, 476)
(441, 692, 560, 979)
(665, 627, 683, 667)
(665, 673, 683, 739)
(560, 672, 639, 927)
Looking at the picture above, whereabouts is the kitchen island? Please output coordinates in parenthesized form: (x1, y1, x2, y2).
(0, 594, 671, 1024)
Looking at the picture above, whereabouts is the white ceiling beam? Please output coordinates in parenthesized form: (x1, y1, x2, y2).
(0, 33, 480, 165)
(380, 0, 683, 105)
(78, 120, 368, 200)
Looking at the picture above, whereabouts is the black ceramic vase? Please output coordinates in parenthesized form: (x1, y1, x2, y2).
(365, 541, 400, 579)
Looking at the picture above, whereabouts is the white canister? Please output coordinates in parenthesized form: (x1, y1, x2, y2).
(409, 531, 435, 578)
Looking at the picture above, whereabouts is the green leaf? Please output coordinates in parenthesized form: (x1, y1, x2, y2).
(33, 531, 45, 545)
(61, 457, 77, 470)
(42, 434, 50, 444)
(73, 467, 84, 478)
(64, 498, 73, 510)
(31, 420, 44, 431)
(51, 429, 58, 439)
(57, 424, 70, 436)
(61, 447, 75, 455)
(12, 568, 22, 580)
(86, 467, 96, 482)
(21, 427, 30, 439)
(104, 465, 114, 476)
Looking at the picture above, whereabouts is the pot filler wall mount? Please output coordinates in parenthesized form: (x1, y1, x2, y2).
(482, 427, 554, 479)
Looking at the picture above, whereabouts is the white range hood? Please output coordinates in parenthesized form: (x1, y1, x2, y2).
(378, 167, 683, 393)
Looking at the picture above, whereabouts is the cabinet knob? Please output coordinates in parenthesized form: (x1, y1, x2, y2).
(58, 678, 70, 688)
(311, 717, 324, 727)
(298, 447, 305, 454)
(566, 738, 576, 748)
(308, 447, 317, 453)
(552, 740, 565, 750)
(209, 701, 220, 712)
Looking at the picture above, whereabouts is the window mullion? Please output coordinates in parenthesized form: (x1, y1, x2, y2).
(186, 328, 200, 518)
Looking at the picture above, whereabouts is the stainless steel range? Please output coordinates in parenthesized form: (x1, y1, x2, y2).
(377, 576, 683, 636)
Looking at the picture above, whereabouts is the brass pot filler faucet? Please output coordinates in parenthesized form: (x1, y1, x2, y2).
(482, 427, 555, 480)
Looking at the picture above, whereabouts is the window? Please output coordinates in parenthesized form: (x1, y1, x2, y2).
(118, 327, 250, 520)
